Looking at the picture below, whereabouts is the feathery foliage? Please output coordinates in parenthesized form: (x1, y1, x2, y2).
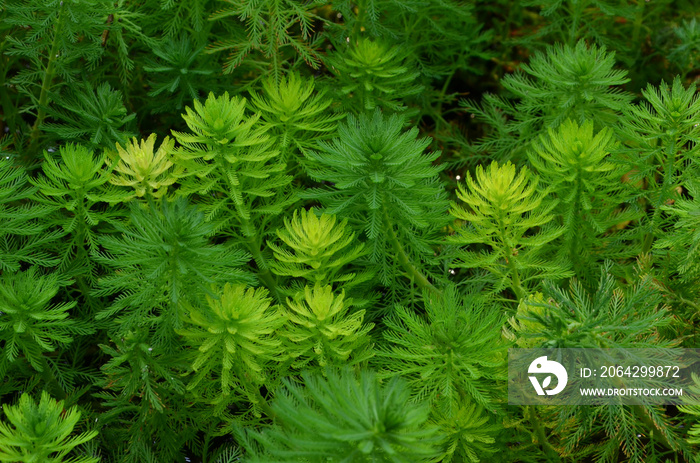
(527, 119, 641, 274)
(678, 373, 700, 446)
(304, 110, 449, 289)
(281, 284, 374, 370)
(2, 1, 700, 462)
(519, 0, 673, 71)
(93, 198, 254, 343)
(207, 0, 326, 79)
(513, 262, 673, 349)
(107, 134, 181, 200)
(250, 72, 344, 164)
(4, 0, 107, 99)
(515, 263, 689, 462)
(462, 40, 631, 162)
(378, 285, 508, 412)
(431, 400, 502, 463)
(450, 160, 571, 300)
(617, 76, 700, 253)
(0, 158, 59, 272)
(655, 178, 700, 305)
(95, 327, 193, 463)
(172, 91, 293, 234)
(667, 18, 700, 77)
(178, 283, 285, 415)
(0, 390, 99, 463)
(327, 38, 423, 115)
(143, 36, 217, 114)
(268, 207, 372, 293)
(30, 143, 127, 282)
(41, 82, 135, 151)
(0, 267, 92, 374)
(241, 368, 441, 462)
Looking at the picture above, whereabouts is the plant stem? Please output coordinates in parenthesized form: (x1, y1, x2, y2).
(632, 0, 646, 49)
(608, 374, 680, 457)
(245, 232, 283, 303)
(504, 247, 526, 301)
(228, 173, 282, 302)
(352, 0, 367, 43)
(642, 138, 678, 254)
(202, 432, 211, 463)
(434, 70, 455, 134)
(72, 191, 99, 313)
(568, 0, 583, 45)
(527, 405, 560, 461)
(28, 1, 65, 157)
(567, 168, 583, 272)
(496, 213, 526, 301)
(382, 203, 440, 295)
(231, 362, 276, 419)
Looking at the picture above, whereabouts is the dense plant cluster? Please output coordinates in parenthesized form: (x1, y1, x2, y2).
(0, 0, 699, 462)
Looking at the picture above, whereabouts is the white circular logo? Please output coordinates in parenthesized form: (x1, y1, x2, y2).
(528, 356, 568, 396)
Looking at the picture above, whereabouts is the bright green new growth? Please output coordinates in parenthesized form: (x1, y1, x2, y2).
(250, 72, 344, 162)
(451, 161, 570, 300)
(268, 207, 371, 290)
(1, 0, 699, 461)
(175, 92, 268, 160)
(242, 368, 441, 462)
(34, 144, 114, 201)
(281, 284, 374, 369)
(529, 120, 617, 205)
(378, 285, 508, 412)
(0, 390, 99, 463)
(107, 133, 180, 199)
(178, 284, 286, 412)
(171, 90, 296, 302)
(172, 91, 293, 235)
(528, 119, 640, 271)
(328, 38, 423, 114)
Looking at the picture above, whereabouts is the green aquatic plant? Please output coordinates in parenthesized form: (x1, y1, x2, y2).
(0, 390, 99, 463)
(0, 1, 699, 461)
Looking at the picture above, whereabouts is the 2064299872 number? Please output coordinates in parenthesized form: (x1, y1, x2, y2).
(599, 365, 680, 378)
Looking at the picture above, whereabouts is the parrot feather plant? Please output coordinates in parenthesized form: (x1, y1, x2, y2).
(0, 1, 699, 462)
